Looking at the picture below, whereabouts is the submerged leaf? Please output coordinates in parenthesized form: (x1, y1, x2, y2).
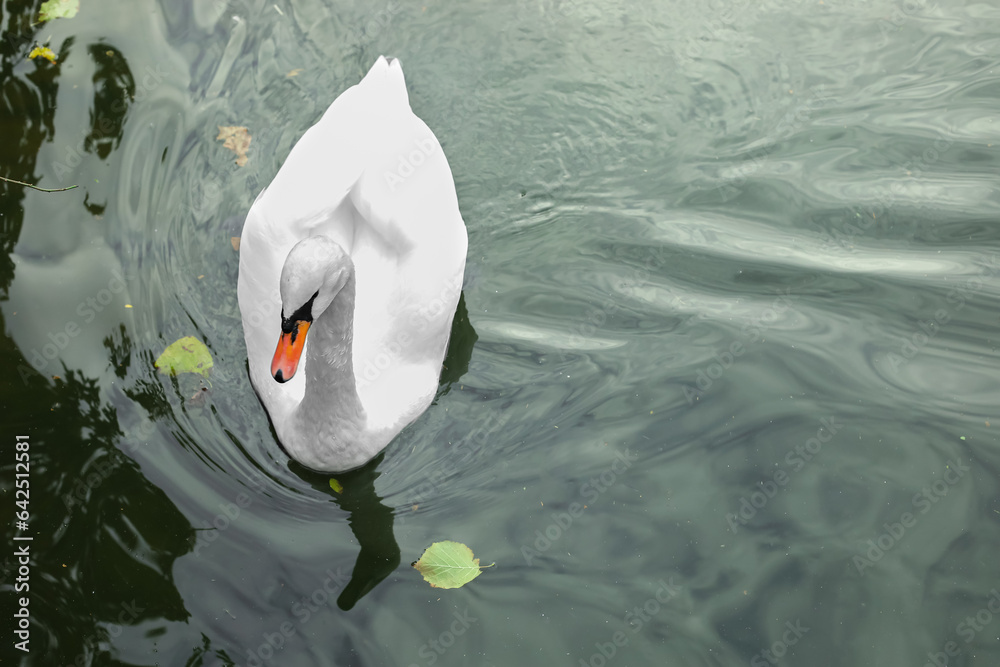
(412, 541, 491, 589)
(28, 46, 58, 63)
(217, 125, 251, 166)
(155, 336, 214, 377)
(329, 478, 343, 493)
(39, 0, 79, 21)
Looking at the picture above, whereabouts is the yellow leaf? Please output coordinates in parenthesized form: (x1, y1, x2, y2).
(155, 336, 214, 378)
(28, 47, 57, 63)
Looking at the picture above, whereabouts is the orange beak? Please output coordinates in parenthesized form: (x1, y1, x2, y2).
(271, 321, 310, 383)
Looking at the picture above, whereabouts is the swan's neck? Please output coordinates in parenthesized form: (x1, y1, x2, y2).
(293, 271, 369, 463)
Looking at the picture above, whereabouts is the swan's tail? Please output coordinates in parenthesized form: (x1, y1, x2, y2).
(359, 55, 410, 110)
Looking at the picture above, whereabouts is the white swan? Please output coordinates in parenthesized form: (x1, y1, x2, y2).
(237, 57, 467, 472)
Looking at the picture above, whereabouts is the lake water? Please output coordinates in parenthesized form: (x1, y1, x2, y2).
(2, 0, 1000, 665)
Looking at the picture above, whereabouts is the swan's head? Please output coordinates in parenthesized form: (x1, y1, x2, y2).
(271, 236, 353, 383)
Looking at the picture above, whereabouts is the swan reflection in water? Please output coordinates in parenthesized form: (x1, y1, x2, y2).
(286, 293, 476, 611)
(289, 453, 398, 611)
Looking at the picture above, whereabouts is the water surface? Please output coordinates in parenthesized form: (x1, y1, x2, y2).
(2, 0, 1000, 665)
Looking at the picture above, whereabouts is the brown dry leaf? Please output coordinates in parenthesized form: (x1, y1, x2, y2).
(217, 126, 251, 166)
(231, 236, 241, 251)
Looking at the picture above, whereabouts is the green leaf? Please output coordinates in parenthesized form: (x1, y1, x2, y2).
(155, 336, 214, 378)
(39, 0, 80, 22)
(329, 478, 343, 493)
(412, 541, 492, 589)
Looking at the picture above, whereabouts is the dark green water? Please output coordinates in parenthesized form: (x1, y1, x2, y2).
(2, 0, 1000, 665)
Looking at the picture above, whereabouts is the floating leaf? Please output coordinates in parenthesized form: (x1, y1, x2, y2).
(231, 236, 241, 251)
(39, 0, 79, 21)
(329, 478, 343, 494)
(412, 541, 492, 589)
(155, 336, 214, 377)
(217, 125, 251, 167)
(28, 46, 57, 63)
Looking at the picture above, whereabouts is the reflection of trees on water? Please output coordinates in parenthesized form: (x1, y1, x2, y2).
(0, 0, 65, 294)
(1, 4, 138, 292)
(1, 365, 194, 663)
(84, 43, 135, 159)
(3, 325, 238, 664)
(0, 3, 216, 663)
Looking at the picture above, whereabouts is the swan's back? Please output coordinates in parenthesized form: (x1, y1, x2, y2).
(238, 57, 467, 440)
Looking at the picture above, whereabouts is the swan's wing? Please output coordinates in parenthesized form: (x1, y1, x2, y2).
(249, 56, 410, 250)
(344, 70, 468, 430)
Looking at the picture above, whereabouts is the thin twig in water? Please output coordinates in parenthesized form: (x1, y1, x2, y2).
(0, 175, 78, 193)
